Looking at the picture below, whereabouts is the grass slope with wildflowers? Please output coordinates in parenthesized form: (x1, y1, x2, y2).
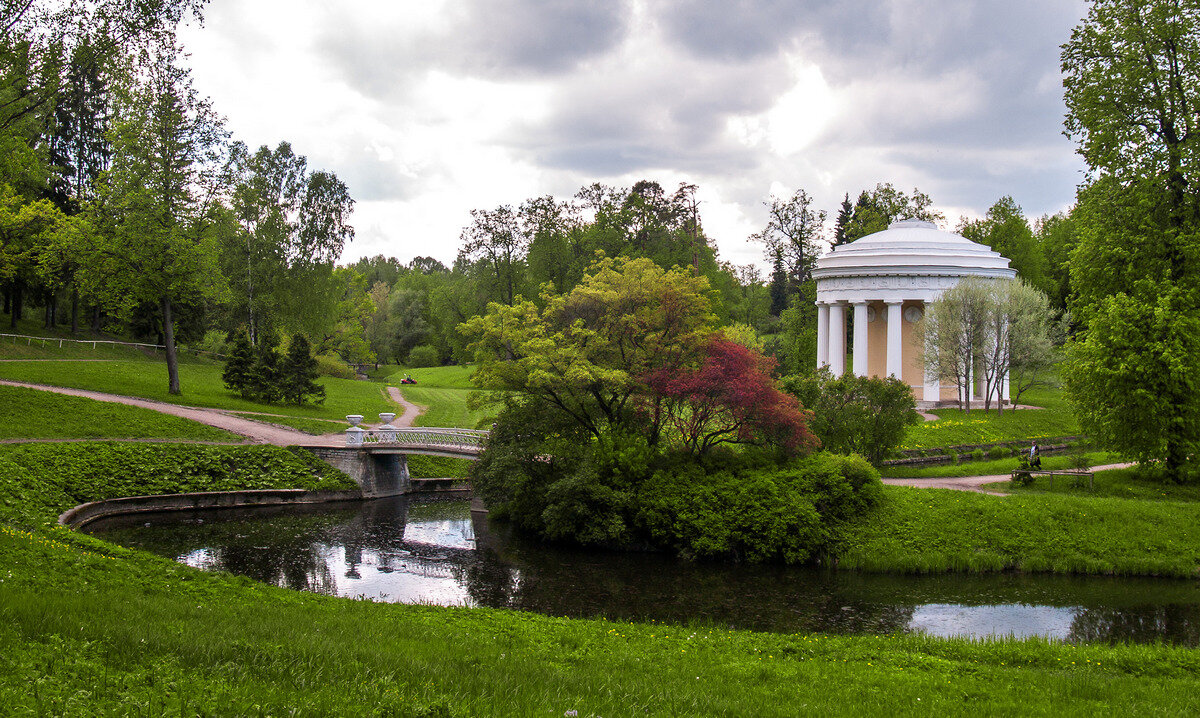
(901, 386, 1079, 450)
(2, 443, 1200, 715)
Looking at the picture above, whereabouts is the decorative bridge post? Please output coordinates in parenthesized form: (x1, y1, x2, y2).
(345, 415, 365, 446)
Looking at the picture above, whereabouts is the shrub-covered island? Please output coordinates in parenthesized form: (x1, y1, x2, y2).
(465, 257, 883, 561)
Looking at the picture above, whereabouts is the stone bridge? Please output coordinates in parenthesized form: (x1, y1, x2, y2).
(305, 414, 488, 498)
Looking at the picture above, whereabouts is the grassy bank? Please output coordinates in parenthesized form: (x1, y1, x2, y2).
(0, 384, 240, 442)
(835, 486, 1200, 577)
(0, 359, 395, 423)
(1, 443, 1199, 715)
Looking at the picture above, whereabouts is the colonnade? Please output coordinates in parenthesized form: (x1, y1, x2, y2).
(816, 300, 1009, 404)
(816, 301, 905, 378)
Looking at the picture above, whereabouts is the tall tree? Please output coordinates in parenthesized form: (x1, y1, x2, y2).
(752, 188, 825, 293)
(1062, 0, 1200, 481)
(842, 183, 943, 243)
(457, 204, 527, 306)
(226, 141, 354, 343)
(958, 196, 1050, 294)
(79, 45, 227, 394)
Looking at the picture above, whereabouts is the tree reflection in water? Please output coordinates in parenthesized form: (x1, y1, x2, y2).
(87, 497, 1200, 645)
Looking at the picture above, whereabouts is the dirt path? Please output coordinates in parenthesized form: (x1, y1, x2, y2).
(882, 463, 1136, 495)
(0, 379, 345, 447)
(386, 386, 425, 427)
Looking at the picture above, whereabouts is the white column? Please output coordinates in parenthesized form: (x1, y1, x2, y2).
(852, 302, 869, 376)
(885, 302, 902, 378)
(920, 303, 940, 402)
(816, 303, 830, 368)
(1003, 372, 1011, 404)
(828, 302, 845, 375)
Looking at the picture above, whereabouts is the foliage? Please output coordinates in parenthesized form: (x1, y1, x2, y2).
(279, 333, 325, 406)
(1062, 2, 1200, 482)
(315, 352, 355, 379)
(644, 336, 816, 455)
(463, 256, 716, 443)
(782, 368, 920, 464)
(1066, 285, 1200, 481)
(958, 196, 1050, 296)
(921, 278, 1055, 412)
(751, 189, 825, 293)
(408, 344, 439, 368)
(248, 330, 283, 403)
(221, 328, 254, 397)
(840, 183, 944, 243)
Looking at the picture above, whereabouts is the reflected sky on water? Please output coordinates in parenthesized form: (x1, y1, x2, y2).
(87, 496, 1200, 645)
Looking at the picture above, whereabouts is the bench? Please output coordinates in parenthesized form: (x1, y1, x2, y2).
(1010, 469, 1094, 490)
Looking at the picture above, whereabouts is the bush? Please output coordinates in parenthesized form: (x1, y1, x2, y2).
(970, 448, 986, 461)
(987, 445, 1007, 460)
(637, 452, 882, 563)
(780, 368, 920, 465)
(408, 344, 439, 368)
(315, 354, 356, 380)
(193, 329, 228, 357)
(948, 450, 960, 464)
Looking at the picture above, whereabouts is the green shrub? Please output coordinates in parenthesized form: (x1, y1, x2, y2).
(948, 450, 959, 464)
(408, 345, 439, 368)
(780, 368, 920, 465)
(987, 445, 1007, 460)
(193, 329, 228, 356)
(315, 353, 356, 379)
(970, 448, 985, 461)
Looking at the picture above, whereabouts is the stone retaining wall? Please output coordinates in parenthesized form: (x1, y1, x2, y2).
(58, 488, 364, 529)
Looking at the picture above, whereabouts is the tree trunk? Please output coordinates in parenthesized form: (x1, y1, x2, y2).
(91, 304, 101, 332)
(70, 287, 79, 335)
(162, 296, 181, 395)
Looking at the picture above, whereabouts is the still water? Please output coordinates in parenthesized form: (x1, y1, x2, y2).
(86, 496, 1200, 645)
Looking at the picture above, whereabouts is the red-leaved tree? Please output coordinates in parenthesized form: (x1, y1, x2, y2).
(642, 336, 818, 455)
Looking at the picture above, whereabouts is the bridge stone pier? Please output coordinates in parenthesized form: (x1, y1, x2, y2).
(304, 414, 488, 499)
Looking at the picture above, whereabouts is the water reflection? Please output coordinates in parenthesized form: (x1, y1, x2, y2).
(86, 496, 1200, 645)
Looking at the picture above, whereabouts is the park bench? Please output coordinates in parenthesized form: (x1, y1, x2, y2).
(1010, 468, 1094, 490)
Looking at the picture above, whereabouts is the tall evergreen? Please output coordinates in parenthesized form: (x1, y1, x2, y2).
(221, 328, 254, 398)
(280, 333, 325, 406)
(833, 193, 853, 247)
(768, 251, 788, 317)
(249, 330, 283, 403)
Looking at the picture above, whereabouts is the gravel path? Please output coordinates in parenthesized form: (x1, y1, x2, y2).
(385, 386, 425, 428)
(0, 379, 346, 446)
(882, 463, 1136, 495)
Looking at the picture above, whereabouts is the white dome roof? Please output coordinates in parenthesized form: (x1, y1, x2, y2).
(813, 218, 1016, 280)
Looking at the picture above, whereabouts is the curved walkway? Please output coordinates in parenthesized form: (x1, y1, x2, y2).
(0, 379, 344, 446)
(385, 386, 425, 428)
(882, 463, 1136, 495)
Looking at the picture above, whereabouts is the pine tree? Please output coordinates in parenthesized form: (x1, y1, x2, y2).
(280, 333, 326, 406)
(221, 329, 255, 398)
(833, 193, 853, 247)
(768, 251, 788, 317)
(249, 330, 283, 403)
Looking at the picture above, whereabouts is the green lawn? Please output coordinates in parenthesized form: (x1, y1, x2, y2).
(2, 443, 1199, 715)
(835, 485, 1200, 576)
(228, 412, 348, 436)
(883, 451, 1120, 479)
(0, 359, 395, 423)
(403, 385, 494, 429)
(901, 385, 1080, 450)
(0, 384, 240, 442)
(983, 466, 1200, 503)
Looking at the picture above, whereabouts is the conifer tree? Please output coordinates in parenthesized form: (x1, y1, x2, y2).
(221, 328, 255, 398)
(280, 333, 325, 406)
(249, 330, 283, 403)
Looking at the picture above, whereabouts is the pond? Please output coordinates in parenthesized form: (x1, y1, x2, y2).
(86, 495, 1200, 645)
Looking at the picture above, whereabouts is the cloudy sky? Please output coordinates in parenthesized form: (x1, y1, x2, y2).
(178, 0, 1089, 270)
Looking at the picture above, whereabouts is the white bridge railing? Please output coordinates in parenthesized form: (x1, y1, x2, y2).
(344, 413, 488, 452)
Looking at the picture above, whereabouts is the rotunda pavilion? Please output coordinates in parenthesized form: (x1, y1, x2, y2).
(811, 218, 1017, 406)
